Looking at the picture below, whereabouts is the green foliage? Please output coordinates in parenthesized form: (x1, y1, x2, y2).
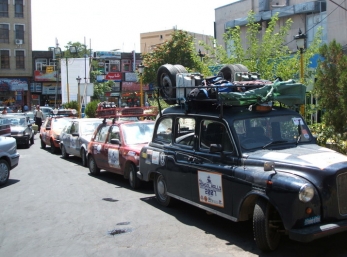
(63, 41, 91, 58)
(85, 100, 99, 118)
(314, 40, 347, 134)
(91, 81, 112, 101)
(141, 30, 210, 86)
(64, 100, 80, 117)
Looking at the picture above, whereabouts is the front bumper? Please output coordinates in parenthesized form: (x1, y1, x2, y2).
(289, 219, 347, 242)
(11, 135, 30, 145)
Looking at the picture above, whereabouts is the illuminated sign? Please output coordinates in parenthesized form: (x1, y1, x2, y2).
(93, 51, 121, 59)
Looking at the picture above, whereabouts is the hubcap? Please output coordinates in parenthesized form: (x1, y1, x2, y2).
(157, 177, 166, 200)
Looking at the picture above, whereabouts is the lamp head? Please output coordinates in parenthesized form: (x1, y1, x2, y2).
(294, 28, 306, 50)
(138, 63, 144, 74)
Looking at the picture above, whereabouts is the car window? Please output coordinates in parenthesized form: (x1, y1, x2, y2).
(153, 118, 172, 144)
(174, 117, 196, 147)
(81, 122, 100, 136)
(70, 122, 78, 134)
(95, 125, 110, 143)
(122, 123, 154, 145)
(108, 125, 120, 143)
(200, 120, 233, 152)
(63, 122, 72, 134)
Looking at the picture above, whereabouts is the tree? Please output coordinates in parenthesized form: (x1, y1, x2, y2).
(200, 12, 321, 84)
(85, 100, 99, 118)
(141, 30, 209, 85)
(314, 40, 347, 134)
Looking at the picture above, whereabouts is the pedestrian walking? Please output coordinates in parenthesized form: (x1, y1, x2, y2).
(23, 104, 29, 112)
(34, 105, 44, 131)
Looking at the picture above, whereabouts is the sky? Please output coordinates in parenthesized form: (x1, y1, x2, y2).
(32, 0, 236, 53)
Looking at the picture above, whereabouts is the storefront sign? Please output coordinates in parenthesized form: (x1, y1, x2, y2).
(42, 83, 61, 95)
(94, 51, 121, 59)
(122, 82, 149, 92)
(34, 70, 59, 82)
(106, 72, 122, 81)
(0, 78, 28, 91)
(125, 72, 138, 82)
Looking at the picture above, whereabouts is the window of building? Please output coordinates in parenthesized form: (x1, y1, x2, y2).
(0, 23, 9, 43)
(105, 60, 120, 73)
(121, 59, 131, 72)
(0, 49, 10, 69)
(15, 50, 25, 69)
(35, 58, 47, 71)
(0, 0, 8, 17)
(14, 24, 24, 42)
(14, 0, 23, 18)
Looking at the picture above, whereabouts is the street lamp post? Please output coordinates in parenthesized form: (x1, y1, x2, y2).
(76, 76, 81, 118)
(198, 49, 205, 62)
(54, 43, 62, 108)
(294, 28, 307, 117)
(138, 63, 144, 107)
(294, 28, 307, 83)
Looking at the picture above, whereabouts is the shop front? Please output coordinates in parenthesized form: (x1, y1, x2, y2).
(121, 81, 149, 107)
(0, 78, 29, 111)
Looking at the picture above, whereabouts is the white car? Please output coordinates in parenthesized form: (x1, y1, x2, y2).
(0, 136, 20, 186)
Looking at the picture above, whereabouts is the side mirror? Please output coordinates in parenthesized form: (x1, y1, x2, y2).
(46, 127, 51, 131)
(72, 132, 79, 137)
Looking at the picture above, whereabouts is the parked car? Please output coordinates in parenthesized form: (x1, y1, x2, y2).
(38, 106, 53, 119)
(87, 120, 155, 189)
(8, 112, 38, 134)
(40, 116, 73, 154)
(0, 114, 11, 136)
(60, 118, 102, 166)
(0, 136, 20, 186)
(0, 114, 35, 148)
(137, 64, 347, 252)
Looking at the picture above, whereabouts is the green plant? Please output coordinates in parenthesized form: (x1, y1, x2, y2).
(85, 100, 99, 118)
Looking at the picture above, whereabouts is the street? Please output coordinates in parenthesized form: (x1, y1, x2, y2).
(1, 137, 347, 257)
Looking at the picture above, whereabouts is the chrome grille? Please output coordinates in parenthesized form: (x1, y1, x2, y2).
(337, 172, 347, 215)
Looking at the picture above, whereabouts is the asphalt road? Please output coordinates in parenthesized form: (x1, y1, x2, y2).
(2, 136, 347, 257)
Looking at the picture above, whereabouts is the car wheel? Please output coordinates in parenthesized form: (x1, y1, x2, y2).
(157, 64, 179, 105)
(0, 159, 10, 186)
(154, 173, 172, 207)
(25, 137, 30, 148)
(88, 155, 100, 176)
(41, 138, 46, 149)
(61, 145, 69, 159)
(253, 198, 282, 251)
(81, 148, 87, 167)
(50, 140, 57, 154)
(128, 163, 141, 189)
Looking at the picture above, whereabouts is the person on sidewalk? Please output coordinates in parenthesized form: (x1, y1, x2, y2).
(34, 105, 44, 131)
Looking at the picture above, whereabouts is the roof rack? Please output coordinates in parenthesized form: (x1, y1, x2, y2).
(50, 108, 78, 117)
(96, 105, 158, 119)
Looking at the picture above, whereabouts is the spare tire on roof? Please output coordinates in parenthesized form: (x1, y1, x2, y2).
(173, 64, 188, 74)
(219, 64, 247, 82)
(157, 64, 180, 105)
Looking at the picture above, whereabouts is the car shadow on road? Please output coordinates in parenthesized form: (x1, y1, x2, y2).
(139, 196, 347, 257)
(0, 179, 20, 188)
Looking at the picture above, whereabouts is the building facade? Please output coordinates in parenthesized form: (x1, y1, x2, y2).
(215, 0, 346, 56)
(140, 28, 214, 55)
(0, 0, 32, 110)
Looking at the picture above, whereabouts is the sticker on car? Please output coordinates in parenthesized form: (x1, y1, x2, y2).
(198, 171, 224, 208)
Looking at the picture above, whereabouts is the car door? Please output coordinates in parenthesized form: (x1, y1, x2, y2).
(101, 125, 122, 174)
(189, 119, 239, 216)
(69, 121, 80, 156)
(90, 124, 110, 170)
(61, 121, 72, 154)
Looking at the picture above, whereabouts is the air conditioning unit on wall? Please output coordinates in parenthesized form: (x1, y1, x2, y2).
(15, 39, 23, 45)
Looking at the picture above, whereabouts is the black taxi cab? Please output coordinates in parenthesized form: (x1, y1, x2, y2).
(137, 64, 347, 251)
(87, 106, 157, 189)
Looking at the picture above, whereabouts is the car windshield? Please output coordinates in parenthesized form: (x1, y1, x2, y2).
(52, 118, 71, 130)
(122, 122, 154, 145)
(3, 117, 27, 127)
(81, 121, 100, 136)
(233, 114, 312, 151)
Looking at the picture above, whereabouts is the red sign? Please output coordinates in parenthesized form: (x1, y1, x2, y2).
(122, 82, 149, 92)
(106, 72, 122, 80)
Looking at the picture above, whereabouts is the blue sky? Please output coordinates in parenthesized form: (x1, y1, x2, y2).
(32, 0, 235, 52)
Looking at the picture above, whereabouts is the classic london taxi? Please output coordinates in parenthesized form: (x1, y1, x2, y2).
(137, 64, 347, 251)
(88, 105, 157, 189)
(40, 109, 77, 153)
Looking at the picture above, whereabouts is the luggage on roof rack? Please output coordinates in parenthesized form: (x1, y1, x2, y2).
(96, 102, 158, 119)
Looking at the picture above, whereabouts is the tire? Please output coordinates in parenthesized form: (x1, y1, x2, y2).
(88, 155, 100, 176)
(153, 173, 172, 207)
(30, 134, 34, 144)
(0, 159, 10, 186)
(218, 64, 242, 82)
(50, 140, 57, 154)
(173, 64, 188, 73)
(157, 64, 179, 105)
(128, 163, 141, 189)
(41, 138, 46, 149)
(253, 198, 282, 251)
(61, 145, 69, 159)
(81, 148, 87, 167)
(234, 64, 249, 73)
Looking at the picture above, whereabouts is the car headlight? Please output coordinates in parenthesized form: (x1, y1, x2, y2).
(299, 184, 315, 203)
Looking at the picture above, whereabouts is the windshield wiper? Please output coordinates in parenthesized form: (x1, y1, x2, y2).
(263, 140, 288, 149)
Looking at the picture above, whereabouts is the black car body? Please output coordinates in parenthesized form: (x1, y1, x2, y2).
(138, 104, 347, 251)
(0, 114, 34, 148)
